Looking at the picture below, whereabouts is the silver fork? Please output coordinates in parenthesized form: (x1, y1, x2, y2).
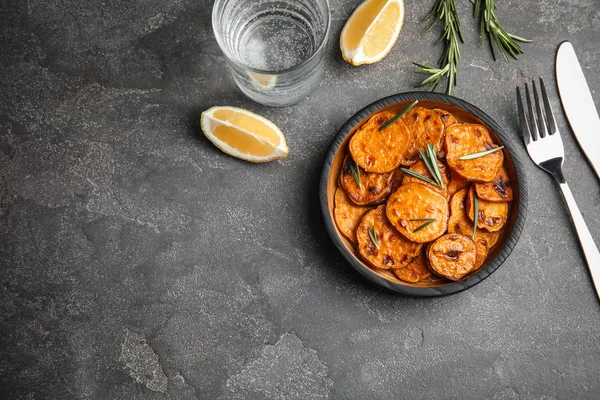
(517, 78, 600, 300)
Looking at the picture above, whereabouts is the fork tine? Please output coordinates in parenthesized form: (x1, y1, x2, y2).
(539, 77, 558, 135)
(532, 80, 549, 138)
(516, 86, 532, 146)
(525, 83, 540, 141)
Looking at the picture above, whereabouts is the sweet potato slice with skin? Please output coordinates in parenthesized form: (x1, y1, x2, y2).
(390, 168, 404, 192)
(334, 187, 371, 243)
(447, 168, 469, 197)
(349, 111, 411, 173)
(433, 108, 456, 159)
(445, 123, 504, 182)
(339, 155, 396, 205)
(473, 237, 489, 269)
(401, 159, 450, 197)
(475, 167, 513, 202)
(400, 107, 445, 166)
(465, 186, 508, 232)
(447, 188, 500, 247)
(393, 251, 432, 283)
(428, 233, 478, 281)
(434, 108, 458, 128)
(356, 205, 422, 270)
(386, 183, 449, 243)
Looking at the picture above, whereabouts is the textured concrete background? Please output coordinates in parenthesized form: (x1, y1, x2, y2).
(1, 0, 599, 399)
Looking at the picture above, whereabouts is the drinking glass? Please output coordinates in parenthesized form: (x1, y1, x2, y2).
(212, 0, 331, 107)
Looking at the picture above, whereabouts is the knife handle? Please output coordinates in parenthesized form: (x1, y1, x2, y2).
(558, 181, 600, 301)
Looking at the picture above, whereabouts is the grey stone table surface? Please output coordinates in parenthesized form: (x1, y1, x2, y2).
(1, 0, 599, 399)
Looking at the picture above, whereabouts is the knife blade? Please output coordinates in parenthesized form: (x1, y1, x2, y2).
(556, 41, 600, 181)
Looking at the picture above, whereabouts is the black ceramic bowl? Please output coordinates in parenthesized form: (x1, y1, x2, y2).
(319, 92, 528, 296)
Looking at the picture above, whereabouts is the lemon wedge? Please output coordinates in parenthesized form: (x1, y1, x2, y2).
(340, 0, 405, 66)
(200, 106, 289, 163)
(249, 72, 277, 91)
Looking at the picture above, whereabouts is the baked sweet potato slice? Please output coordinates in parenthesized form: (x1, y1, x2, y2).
(334, 187, 371, 243)
(393, 251, 432, 283)
(339, 155, 396, 205)
(475, 167, 513, 202)
(401, 159, 450, 197)
(447, 188, 500, 247)
(356, 205, 422, 269)
(473, 237, 489, 269)
(386, 182, 449, 243)
(447, 168, 469, 197)
(400, 107, 445, 166)
(428, 233, 477, 281)
(465, 186, 508, 232)
(433, 109, 456, 159)
(434, 108, 458, 128)
(390, 168, 404, 192)
(445, 123, 504, 182)
(349, 111, 411, 173)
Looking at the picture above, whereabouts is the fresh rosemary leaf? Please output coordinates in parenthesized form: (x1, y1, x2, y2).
(418, 148, 434, 175)
(413, 0, 463, 94)
(428, 144, 445, 188)
(400, 168, 438, 187)
(368, 226, 380, 249)
(459, 146, 504, 160)
(413, 218, 437, 233)
(471, 0, 531, 62)
(350, 161, 361, 188)
(379, 100, 419, 131)
(472, 191, 479, 239)
(416, 143, 445, 188)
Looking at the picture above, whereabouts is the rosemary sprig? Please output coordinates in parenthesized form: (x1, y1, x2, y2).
(472, 0, 532, 62)
(401, 143, 445, 189)
(414, 0, 463, 95)
(350, 161, 361, 188)
(472, 191, 479, 239)
(419, 143, 445, 188)
(379, 100, 419, 131)
(412, 218, 437, 233)
(459, 146, 504, 160)
(368, 226, 380, 249)
(400, 168, 438, 186)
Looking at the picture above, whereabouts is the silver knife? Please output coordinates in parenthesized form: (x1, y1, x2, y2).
(556, 41, 600, 181)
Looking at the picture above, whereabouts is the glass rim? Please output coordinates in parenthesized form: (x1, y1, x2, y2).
(211, 0, 332, 76)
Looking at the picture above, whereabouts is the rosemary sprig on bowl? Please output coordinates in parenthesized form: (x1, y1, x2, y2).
(472, 0, 532, 62)
(350, 161, 361, 188)
(459, 146, 504, 160)
(401, 169, 438, 187)
(472, 191, 479, 239)
(411, 218, 437, 233)
(420, 143, 445, 188)
(414, 0, 463, 95)
(379, 100, 419, 131)
(401, 143, 445, 189)
(368, 226, 380, 249)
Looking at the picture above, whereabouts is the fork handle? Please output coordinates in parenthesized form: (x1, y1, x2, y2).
(558, 181, 600, 300)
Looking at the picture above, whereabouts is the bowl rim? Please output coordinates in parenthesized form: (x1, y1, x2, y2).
(319, 91, 528, 297)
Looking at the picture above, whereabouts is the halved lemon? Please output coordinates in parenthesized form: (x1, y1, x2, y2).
(340, 0, 405, 66)
(200, 106, 289, 163)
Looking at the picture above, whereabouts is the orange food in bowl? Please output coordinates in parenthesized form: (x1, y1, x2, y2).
(332, 103, 515, 285)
